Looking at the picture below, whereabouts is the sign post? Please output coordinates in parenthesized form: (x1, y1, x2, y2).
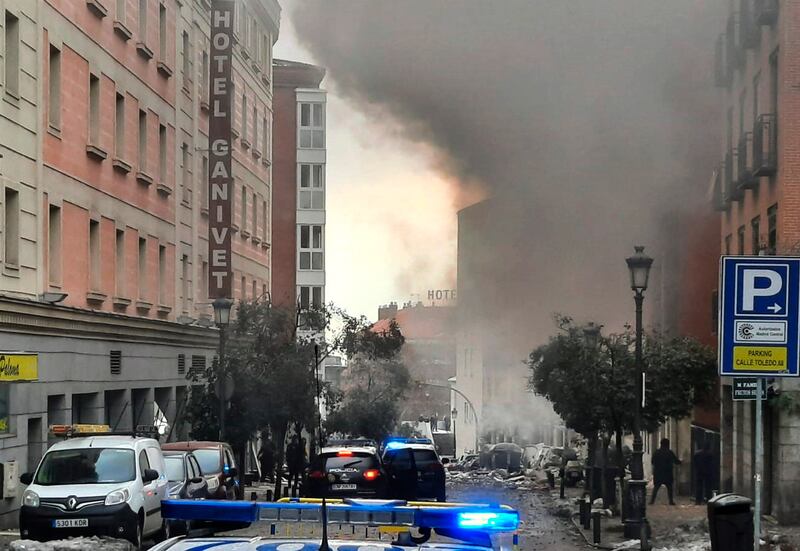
(719, 256, 800, 551)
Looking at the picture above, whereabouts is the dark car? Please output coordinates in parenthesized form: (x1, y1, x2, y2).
(162, 441, 241, 500)
(303, 447, 386, 498)
(382, 443, 446, 502)
(163, 451, 209, 534)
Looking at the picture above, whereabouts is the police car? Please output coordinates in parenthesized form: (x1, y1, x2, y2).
(19, 424, 169, 548)
(150, 497, 520, 551)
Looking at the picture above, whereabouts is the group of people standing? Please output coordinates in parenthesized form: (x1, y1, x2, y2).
(649, 438, 716, 506)
(257, 434, 308, 492)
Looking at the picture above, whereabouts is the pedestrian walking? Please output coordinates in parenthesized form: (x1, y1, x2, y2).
(650, 438, 682, 505)
(286, 435, 301, 493)
(693, 441, 715, 504)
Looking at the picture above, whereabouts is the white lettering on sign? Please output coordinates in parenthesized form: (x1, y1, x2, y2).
(742, 269, 782, 311)
(427, 289, 457, 301)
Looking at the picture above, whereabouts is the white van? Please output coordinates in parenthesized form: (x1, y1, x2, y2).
(19, 425, 169, 548)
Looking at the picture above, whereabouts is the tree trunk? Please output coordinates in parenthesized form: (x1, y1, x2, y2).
(586, 432, 598, 498)
(272, 421, 288, 500)
(601, 434, 611, 507)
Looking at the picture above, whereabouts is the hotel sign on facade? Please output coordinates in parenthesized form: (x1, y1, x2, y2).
(208, 1, 235, 298)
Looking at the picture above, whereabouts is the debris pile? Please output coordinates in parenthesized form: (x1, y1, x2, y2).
(11, 537, 134, 551)
(447, 468, 538, 491)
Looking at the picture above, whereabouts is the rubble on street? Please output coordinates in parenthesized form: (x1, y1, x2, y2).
(10, 537, 134, 551)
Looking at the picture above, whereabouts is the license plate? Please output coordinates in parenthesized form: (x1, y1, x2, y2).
(331, 484, 357, 490)
(53, 519, 88, 528)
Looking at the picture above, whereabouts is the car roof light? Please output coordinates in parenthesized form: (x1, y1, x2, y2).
(160, 498, 520, 537)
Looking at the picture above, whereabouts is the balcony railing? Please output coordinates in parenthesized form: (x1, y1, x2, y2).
(712, 165, 727, 212)
(754, 0, 778, 26)
(753, 113, 777, 177)
(737, 132, 757, 189)
(724, 150, 743, 203)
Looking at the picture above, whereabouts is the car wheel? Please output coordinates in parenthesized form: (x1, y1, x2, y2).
(156, 518, 172, 542)
(127, 518, 143, 550)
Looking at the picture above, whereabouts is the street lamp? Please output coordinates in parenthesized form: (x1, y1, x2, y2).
(213, 297, 234, 441)
(624, 246, 653, 548)
(451, 407, 458, 458)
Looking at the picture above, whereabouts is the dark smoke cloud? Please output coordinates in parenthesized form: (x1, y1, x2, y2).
(290, 0, 725, 349)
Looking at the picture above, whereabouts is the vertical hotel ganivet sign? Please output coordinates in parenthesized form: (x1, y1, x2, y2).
(208, 1, 234, 298)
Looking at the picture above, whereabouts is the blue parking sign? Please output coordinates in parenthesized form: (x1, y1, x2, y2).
(720, 257, 800, 377)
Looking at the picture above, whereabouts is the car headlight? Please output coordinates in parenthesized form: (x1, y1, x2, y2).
(22, 490, 39, 508)
(104, 488, 130, 506)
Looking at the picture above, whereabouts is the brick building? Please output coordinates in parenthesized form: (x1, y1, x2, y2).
(711, 0, 800, 522)
(271, 58, 326, 311)
(0, 0, 278, 526)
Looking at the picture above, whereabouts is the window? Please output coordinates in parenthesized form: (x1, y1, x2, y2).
(138, 236, 147, 300)
(767, 204, 777, 254)
(181, 254, 189, 313)
(200, 259, 208, 300)
(299, 286, 323, 310)
(138, 109, 147, 172)
(240, 275, 246, 299)
(115, 93, 125, 157)
(5, 11, 19, 98)
(48, 205, 61, 284)
(299, 103, 325, 148)
(138, 449, 150, 479)
(115, 229, 125, 296)
(726, 107, 733, 151)
(752, 216, 761, 254)
(241, 93, 248, 143)
(88, 74, 101, 145)
(724, 234, 732, 256)
(201, 50, 209, 99)
(201, 156, 208, 209)
(181, 142, 190, 203)
(252, 196, 258, 239)
(299, 225, 323, 270)
(261, 200, 268, 241)
(241, 186, 247, 232)
(158, 244, 166, 304)
(251, 279, 257, 299)
(253, 105, 258, 148)
(89, 219, 100, 290)
(738, 90, 746, 136)
(268, 113, 272, 159)
(182, 31, 190, 85)
(138, 0, 147, 37)
(4, 187, 19, 267)
(770, 49, 778, 114)
(48, 45, 61, 128)
(159, 4, 167, 61)
(116, 0, 125, 20)
(299, 164, 324, 209)
(737, 226, 745, 255)
(159, 124, 167, 184)
(753, 73, 760, 124)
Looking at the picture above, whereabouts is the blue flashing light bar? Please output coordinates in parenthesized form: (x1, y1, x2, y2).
(161, 499, 519, 534)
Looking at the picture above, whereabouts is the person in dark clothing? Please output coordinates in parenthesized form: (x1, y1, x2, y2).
(650, 438, 682, 505)
(693, 441, 715, 504)
(258, 438, 275, 483)
(286, 436, 300, 494)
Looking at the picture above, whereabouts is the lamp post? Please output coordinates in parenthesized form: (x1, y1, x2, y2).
(451, 407, 458, 458)
(624, 246, 653, 548)
(213, 297, 233, 441)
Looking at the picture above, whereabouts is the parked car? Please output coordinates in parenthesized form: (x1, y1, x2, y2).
(382, 440, 446, 502)
(303, 446, 387, 498)
(19, 424, 169, 548)
(162, 451, 209, 535)
(162, 441, 241, 500)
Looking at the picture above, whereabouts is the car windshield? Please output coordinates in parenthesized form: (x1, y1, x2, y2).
(319, 453, 377, 471)
(34, 448, 135, 485)
(192, 448, 221, 474)
(164, 456, 185, 482)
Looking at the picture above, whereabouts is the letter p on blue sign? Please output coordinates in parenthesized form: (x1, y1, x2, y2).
(736, 264, 789, 317)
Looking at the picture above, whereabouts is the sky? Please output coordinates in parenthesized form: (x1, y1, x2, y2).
(273, 0, 459, 321)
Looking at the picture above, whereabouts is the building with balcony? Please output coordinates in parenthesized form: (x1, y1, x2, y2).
(271, 58, 326, 312)
(0, 0, 279, 526)
(712, 0, 800, 523)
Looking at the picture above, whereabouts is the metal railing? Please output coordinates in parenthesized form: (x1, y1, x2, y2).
(753, 113, 777, 177)
(737, 132, 757, 189)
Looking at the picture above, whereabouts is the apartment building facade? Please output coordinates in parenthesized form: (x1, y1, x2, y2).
(0, 0, 278, 527)
(271, 58, 326, 313)
(712, 0, 800, 523)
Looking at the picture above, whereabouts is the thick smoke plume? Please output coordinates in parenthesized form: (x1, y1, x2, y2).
(290, 1, 725, 350)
